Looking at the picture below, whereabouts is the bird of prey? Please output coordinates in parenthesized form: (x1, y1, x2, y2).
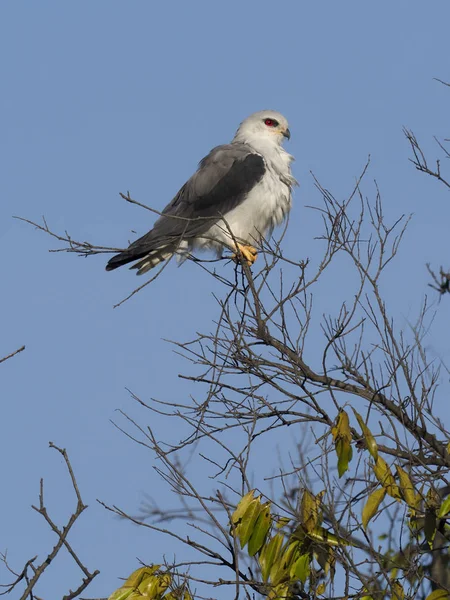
(106, 110, 296, 275)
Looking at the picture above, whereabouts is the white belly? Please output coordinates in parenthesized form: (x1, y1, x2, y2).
(193, 170, 292, 254)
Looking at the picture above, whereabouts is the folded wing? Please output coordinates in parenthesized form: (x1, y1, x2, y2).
(106, 144, 265, 274)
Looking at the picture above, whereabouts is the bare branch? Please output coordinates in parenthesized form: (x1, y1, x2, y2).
(0, 345, 25, 365)
(1, 443, 99, 599)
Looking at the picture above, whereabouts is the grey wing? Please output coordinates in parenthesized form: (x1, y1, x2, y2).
(106, 144, 265, 271)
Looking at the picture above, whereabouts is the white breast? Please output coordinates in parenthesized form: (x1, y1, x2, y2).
(191, 173, 290, 256)
(190, 144, 295, 256)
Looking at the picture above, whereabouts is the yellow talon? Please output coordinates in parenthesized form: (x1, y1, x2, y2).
(231, 244, 258, 266)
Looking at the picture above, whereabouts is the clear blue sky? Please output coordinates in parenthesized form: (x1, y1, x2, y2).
(1, 1, 449, 598)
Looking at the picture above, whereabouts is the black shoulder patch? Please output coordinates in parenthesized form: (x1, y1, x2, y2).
(195, 153, 265, 211)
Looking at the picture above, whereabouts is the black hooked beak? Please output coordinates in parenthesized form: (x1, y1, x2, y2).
(282, 128, 291, 140)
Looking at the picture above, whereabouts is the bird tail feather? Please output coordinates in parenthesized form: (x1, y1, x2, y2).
(105, 244, 175, 275)
(130, 249, 174, 275)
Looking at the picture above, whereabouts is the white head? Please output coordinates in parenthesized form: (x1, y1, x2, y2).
(233, 110, 291, 148)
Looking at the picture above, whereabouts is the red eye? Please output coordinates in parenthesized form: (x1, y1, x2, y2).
(265, 118, 275, 127)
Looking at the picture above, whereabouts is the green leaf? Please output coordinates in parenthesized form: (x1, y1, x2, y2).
(270, 541, 299, 586)
(314, 545, 334, 576)
(238, 498, 263, 549)
(437, 496, 450, 518)
(259, 532, 284, 582)
(362, 487, 386, 529)
(338, 438, 353, 478)
(247, 502, 271, 556)
(290, 553, 310, 584)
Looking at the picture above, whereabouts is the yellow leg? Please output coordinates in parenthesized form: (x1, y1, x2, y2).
(231, 243, 258, 266)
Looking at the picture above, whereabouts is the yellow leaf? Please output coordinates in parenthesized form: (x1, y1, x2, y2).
(108, 567, 162, 600)
(425, 589, 450, 600)
(316, 582, 326, 596)
(391, 580, 405, 600)
(158, 574, 172, 594)
(139, 573, 171, 599)
(373, 457, 401, 499)
(309, 526, 349, 547)
(426, 487, 441, 510)
(330, 409, 350, 442)
(275, 516, 291, 529)
(424, 509, 437, 548)
(331, 410, 353, 478)
(268, 583, 289, 600)
(395, 465, 418, 510)
(362, 487, 386, 529)
(352, 409, 378, 461)
(239, 498, 263, 549)
(372, 456, 389, 484)
(259, 532, 284, 582)
(109, 589, 134, 600)
(437, 496, 450, 518)
(390, 567, 398, 580)
(231, 490, 256, 529)
(125, 566, 161, 588)
(290, 553, 310, 584)
(301, 489, 322, 533)
(248, 502, 272, 556)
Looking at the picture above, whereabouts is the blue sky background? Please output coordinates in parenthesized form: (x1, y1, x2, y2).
(1, 1, 450, 598)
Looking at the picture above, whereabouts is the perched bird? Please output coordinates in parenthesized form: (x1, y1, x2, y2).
(106, 110, 297, 275)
